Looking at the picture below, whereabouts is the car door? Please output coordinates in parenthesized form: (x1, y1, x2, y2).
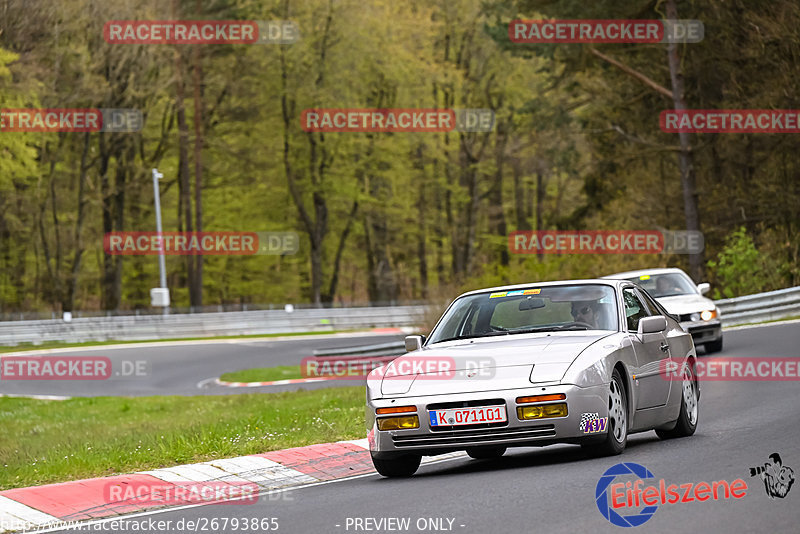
(622, 287, 671, 409)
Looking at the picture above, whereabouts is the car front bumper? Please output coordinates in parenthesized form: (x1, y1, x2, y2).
(367, 383, 609, 458)
(680, 319, 722, 345)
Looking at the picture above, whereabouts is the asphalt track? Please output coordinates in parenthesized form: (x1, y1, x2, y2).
(0, 333, 405, 397)
(39, 321, 800, 534)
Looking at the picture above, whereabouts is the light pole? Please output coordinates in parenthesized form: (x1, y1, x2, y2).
(150, 168, 170, 314)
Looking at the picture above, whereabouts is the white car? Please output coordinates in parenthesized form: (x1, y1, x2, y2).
(603, 268, 722, 353)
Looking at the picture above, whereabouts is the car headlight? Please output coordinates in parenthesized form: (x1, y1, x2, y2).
(700, 309, 717, 321)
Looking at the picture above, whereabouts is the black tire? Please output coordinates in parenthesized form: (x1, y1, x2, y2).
(582, 369, 628, 457)
(466, 446, 507, 459)
(656, 363, 698, 439)
(371, 453, 421, 477)
(704, 337, 723, 354)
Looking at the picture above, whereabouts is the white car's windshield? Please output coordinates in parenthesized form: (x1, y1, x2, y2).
(428, 284, 618, 344)
(627, 273, 697, 298)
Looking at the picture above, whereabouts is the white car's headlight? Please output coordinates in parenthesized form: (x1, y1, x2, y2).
(700, 309, 717, 321)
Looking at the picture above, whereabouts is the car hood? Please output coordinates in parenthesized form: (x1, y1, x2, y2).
(378, 332, 611, 396)
(656, 294, 716, 315)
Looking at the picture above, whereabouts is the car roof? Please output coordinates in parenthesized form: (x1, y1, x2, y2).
(456, 278, 624, 299)
(601, 267, 689, 280)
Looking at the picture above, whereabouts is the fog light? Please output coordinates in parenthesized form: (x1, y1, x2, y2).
(377, 415, 419, 431)
(700, 309, 717, 321)
(517, 403, 568, 420)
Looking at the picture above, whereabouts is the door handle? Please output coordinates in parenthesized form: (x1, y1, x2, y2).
(660, 343, 670, 353)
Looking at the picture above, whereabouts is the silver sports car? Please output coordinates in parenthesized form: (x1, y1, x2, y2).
(366, 279, 700, 477)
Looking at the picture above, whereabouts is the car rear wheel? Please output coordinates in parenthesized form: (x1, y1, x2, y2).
(371, 453, 421, 477)
(656, 362, 698, 439)
(466, 446, 506, 459)
(704, 337, 723, 354)
(582, 368, 628, 457)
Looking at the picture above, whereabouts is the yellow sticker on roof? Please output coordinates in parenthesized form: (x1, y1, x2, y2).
(489, 292, 508, 298)
(639, 275, 651, 280)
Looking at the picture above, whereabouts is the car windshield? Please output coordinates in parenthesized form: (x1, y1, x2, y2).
(428, 284, 618, 344)
(626, 273, 697, 298)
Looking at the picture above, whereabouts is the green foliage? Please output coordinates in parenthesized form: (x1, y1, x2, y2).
(0, 0, 798, 313)
(707, 227, 786, 299)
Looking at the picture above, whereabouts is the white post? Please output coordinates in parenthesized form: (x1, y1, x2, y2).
(151, 168, 170, 314)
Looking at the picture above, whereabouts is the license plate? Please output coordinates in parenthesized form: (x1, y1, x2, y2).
(428, 406, 507, 427)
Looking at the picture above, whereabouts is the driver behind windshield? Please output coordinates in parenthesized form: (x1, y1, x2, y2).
(571, 301, 602, 329)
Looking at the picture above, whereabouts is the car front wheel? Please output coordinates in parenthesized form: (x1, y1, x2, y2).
(371, 453, 421, 477)
(582, 368, 628, 457)
(656, 362, 698, 439)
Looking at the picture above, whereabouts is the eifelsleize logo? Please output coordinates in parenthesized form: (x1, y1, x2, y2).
(749, 453, 795, 499)
(595, 463, 749, 527)
(596, 463, 659, 527)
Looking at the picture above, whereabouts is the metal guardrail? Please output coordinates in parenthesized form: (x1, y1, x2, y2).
(715, 286, 800, 326)
(0, 286, 797, 347)
(313, 341, 407, 358)
(0, 306, 427, 347)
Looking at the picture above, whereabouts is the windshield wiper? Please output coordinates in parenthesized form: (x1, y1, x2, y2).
(507, 324, 592, 334)
(504, 325, 563, 335)
(435, 331, 511, 343)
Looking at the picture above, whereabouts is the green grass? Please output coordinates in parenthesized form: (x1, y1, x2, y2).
(0, 388, 365, 490)
(220, 365, 304, 383)
(0, 330, 347, 354)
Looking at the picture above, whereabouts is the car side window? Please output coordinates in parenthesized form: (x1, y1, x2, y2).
(637, 288, 663, 317)
(623, 288, 650, 331)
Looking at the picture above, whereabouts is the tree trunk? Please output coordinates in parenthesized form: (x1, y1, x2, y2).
(191, 0, 204, 307)
(65, 132, 91, 311)
(666, 0, 704, 281)
(174, 46, 195, 305)
(488, 117, 509, 266)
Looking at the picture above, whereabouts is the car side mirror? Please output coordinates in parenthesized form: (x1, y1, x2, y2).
(638, 315, 667, 335)
(697, 283, 710, 295)
(405, 335, 425, 352)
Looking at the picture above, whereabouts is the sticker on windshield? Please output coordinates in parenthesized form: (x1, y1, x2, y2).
(490, 288, 541, 298)
(639, 275, 651, 280)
